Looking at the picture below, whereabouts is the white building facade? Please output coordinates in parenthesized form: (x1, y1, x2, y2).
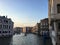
(0, 16, 14, 37)
(48, 0, 60, 45)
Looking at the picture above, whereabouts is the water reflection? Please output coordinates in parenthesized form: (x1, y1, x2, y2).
(0, 34, 43, 45)
(12, 34, 43, 45)
(0, 37, 12, 45)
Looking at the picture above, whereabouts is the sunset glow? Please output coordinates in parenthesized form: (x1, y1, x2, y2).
(0, 0, 48, 27)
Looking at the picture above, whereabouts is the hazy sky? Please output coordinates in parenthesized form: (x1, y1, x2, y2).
(0, 0, 48, 27)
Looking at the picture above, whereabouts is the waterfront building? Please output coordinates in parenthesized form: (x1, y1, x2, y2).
(0, 16, 14, 37)
(14, 27, 23, 34)
(32, 23, 40, 34)
(48, 0, 60, 45)
(23, 27, 32, 33)
(37, 23, 40, 35)
(40, 18, 49, 35)
(32, 26, 37, 33)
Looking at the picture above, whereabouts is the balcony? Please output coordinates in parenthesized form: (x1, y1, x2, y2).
(51, 14, 60, 20)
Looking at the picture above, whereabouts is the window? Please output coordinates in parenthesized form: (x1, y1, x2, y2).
(57, 4, 60, 13)
(43, 23, 45, 25)
(4, 20, 8, 23)
(3, 31, 7, 33)
(59, 37, 60, 40)
(0, 25, 2, 29)
(3, 31, 4, 33)
(3, 25, 8, 29)
(9, 26, 10, 29)
(52, 23, 54, 30)
(58, 23, 60, 29)
(41, 27, 42, 28)
(41, 23, 42, 25)
(46, 23, 48, 25)
(0, 31, 1, 33)
(5, 31, 7, 33)
(9, 31, 10, 33)
(0, 19, 2, 23)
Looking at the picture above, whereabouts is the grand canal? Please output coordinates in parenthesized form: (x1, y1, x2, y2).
(0, 33, 52, 45)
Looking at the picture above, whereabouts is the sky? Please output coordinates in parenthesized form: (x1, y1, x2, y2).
(0, 0, 48, 27)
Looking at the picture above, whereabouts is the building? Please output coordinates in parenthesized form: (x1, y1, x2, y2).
(32, 26, 37, 33)
(37, 23, 40, 35)
(32, 23, 40, 34)
(40, 18, 49, 35)
(48, 0, 60, 45)
(14, 27, 23, 34)
(0, 16, 14, 37)
(23, 27, 32, 33)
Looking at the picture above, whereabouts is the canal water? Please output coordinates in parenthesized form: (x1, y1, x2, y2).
(0, 33, 43, 45)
